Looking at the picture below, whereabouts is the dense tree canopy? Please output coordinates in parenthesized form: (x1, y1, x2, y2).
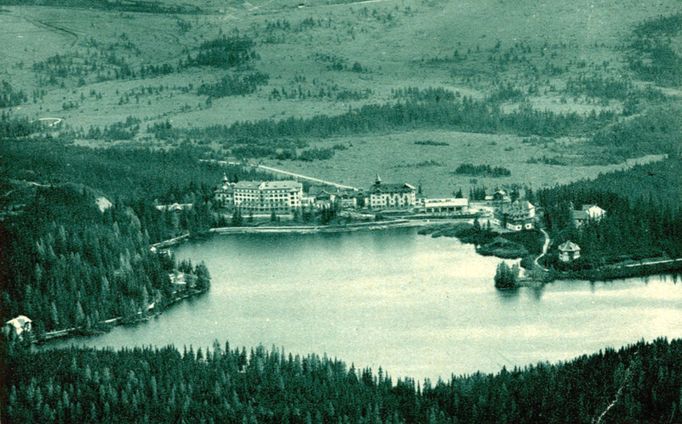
(2, 338, 681, 423)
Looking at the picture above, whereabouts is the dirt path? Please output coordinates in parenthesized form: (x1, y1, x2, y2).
(256, 164, 359, 190)
(622, 258, 682, 268)
(13, 11, 80, 47)
(534, 228, 550, 271)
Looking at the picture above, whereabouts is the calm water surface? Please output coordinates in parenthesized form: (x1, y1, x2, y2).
(48, 228, 682, 381)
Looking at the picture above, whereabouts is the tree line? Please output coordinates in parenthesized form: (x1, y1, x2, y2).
(0, 81, 27, 108)
(2, 337, 680, 423)
(149, 93, 616, 144)
(0, 0, 203, 13)
(454, 163, 511, 178)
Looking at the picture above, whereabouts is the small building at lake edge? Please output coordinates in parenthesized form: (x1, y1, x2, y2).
(558, 240, 581, 262)
(3, 315, 32, 338)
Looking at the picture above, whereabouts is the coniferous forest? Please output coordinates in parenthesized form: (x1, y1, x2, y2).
(2, 338, 681, 423)
(536, 158, 682, 271)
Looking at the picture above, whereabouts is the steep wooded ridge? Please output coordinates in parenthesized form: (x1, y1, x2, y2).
(2, 338, 681, 423)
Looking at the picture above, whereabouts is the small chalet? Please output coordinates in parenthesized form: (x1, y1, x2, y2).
(486, 189, 511, 204)
(572, 204, 606, 227)
(168, 271, 196, 292)
(3, 315, 32, 338)
(558, 241, 581, 262)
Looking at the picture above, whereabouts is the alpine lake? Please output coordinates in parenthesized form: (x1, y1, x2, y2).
(46, 228, 682, 382)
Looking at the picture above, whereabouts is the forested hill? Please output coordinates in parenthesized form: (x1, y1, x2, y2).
(3, 338, 681, 423)
(0, 184, 176, 335)
(534, 158, 682, 270)
(559, 157, 682, 207)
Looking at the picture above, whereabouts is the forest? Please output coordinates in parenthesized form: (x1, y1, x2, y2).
(0, 0, 202, 14)
(628, 13, 682, 86)
(0, 139, 285, 334)
(151, 95, 615, 144)
(0, 182, 211, 336)
(0, 81, 27, 109)
(2, 337, 680, 423)
(453, 163, 511, 178)
(536, 158, 682, 270)
(184, 36, 259, 70)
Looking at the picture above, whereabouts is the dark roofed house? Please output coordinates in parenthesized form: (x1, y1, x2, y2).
(309, 188, 336, 209)
(337, 189, 359, 209)
(368, 175, 416, 210)
(495, 200, 536, 231)
(558, 240, 581, 262)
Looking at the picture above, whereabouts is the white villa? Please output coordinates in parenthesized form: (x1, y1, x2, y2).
(573, 204, 606, 227)
(494, 200, 536, 231)
(3, 315, 32, 338)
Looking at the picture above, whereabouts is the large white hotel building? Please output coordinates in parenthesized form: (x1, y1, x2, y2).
(233, 180, 303, 214)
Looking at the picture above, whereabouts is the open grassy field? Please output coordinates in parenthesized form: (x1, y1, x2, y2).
(1, 0, 680, 191)
(264, 129, 665, 195)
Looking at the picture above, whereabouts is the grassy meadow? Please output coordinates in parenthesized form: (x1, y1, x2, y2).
(1, 0, 680, 193)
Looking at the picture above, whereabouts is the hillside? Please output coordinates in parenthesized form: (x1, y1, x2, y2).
(1, 0, 680, 194)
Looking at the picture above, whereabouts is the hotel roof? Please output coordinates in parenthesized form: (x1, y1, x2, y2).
(234, 180, 302, 190)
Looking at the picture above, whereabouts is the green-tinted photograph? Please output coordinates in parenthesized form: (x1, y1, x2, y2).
(1, 0, 681, 422)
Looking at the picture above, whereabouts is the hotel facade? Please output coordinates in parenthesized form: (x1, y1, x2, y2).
(233, 180, 303, 214)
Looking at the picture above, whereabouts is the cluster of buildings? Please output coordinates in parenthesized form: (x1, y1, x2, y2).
(213, 174, 472, 216)
(483, 189, 607, 264)
(212, 175, 606, 265)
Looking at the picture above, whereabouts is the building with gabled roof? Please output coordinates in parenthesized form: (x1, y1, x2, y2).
(368, 175, 416, 210)
(4, 315, 32, 338)
(494, 200, 536, 231)
(558, 240, 581, 262)
(572, 204, 606, 227)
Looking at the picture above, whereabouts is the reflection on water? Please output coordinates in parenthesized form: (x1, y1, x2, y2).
(44, 228, 682, 382)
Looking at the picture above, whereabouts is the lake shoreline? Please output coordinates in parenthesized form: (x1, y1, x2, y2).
(209, 219, 459, 235)
(34, 287, 209, 346)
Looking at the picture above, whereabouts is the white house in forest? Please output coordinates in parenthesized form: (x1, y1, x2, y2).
(3, 315, 32, 338)
(572, 204, 606, 227)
